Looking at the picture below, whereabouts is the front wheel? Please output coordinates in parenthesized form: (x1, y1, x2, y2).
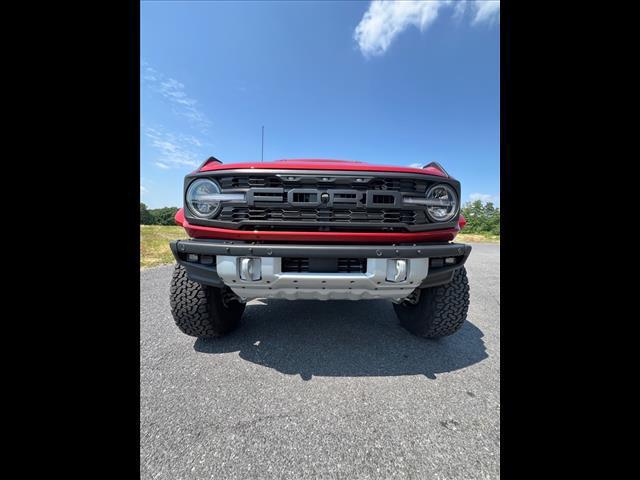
(393, 267, 470, 339)
(169, 264, 245, 338)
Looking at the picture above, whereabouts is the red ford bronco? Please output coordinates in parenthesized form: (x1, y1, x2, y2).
(170, 158, 471, 339)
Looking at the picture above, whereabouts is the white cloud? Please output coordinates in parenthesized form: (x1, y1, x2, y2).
(354, 1, 446, 57)
(353, 0, 499, 57)
(469, 192, 500, 204)
(140, 185, 148, 195)
(181, 135, 202, 147)
(472, 1, 500, 26)
(144, 126, 203, 169)
(141, 61, 212, 134)
(408, 162, 424, 168)
(452, 1, 468, 22)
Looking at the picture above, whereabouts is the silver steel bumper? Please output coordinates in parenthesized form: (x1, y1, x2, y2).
(169, 239, 472, 300)
(216, 256, 429, 301)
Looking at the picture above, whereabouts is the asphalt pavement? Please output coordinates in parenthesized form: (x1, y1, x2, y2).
(140, 242, 500, 479)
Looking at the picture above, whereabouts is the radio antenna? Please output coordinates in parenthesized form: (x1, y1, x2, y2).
(261, 126, 264, 162)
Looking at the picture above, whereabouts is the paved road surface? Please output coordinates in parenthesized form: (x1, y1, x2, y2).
(141, 242, 500, 479)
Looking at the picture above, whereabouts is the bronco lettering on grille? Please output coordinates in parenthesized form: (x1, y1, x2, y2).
(246, 188, 402, 208)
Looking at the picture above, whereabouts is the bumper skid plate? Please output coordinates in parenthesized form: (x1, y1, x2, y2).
(170, 240, 471, 301)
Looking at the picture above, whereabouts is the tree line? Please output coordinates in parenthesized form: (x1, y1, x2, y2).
(460, 200, 500, 236)
(140, 203, 180, 225)
(140, 200, 500, 235)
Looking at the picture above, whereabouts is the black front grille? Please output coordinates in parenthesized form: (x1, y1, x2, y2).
(219, 206, 425, 225)
(190, 171, 456, 232)
(282, 257, 367, 273)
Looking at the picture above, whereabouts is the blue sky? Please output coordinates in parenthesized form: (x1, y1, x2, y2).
(141, 0, 500, 208)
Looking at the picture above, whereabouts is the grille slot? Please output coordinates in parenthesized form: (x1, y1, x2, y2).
(282, 257, 310, 272)
(334, 193, 356, 201)
(292, 192, 317, 203)
(282, 257, 367, 273)
(337, 258, 367, 273)
(372, 194, 395, 204)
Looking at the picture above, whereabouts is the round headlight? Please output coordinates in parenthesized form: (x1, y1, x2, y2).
(425, 183, 458, 222)
(186, 178, 222, 218)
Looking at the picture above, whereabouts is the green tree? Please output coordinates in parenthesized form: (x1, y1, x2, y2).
(461, 200, 500, 235)
(483, 202, 501, 235)
(140, 202, 153, 225)
(149, 207, 180, 226)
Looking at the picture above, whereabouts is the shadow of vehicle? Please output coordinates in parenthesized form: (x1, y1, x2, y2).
(194, 299, 488, 380)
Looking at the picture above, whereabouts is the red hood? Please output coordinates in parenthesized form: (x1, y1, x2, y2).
(198, 158, 447, 177)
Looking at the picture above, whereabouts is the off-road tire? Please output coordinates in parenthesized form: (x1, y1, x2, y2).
(393, 267, 470, 339)
(170, 264, 245, 338)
